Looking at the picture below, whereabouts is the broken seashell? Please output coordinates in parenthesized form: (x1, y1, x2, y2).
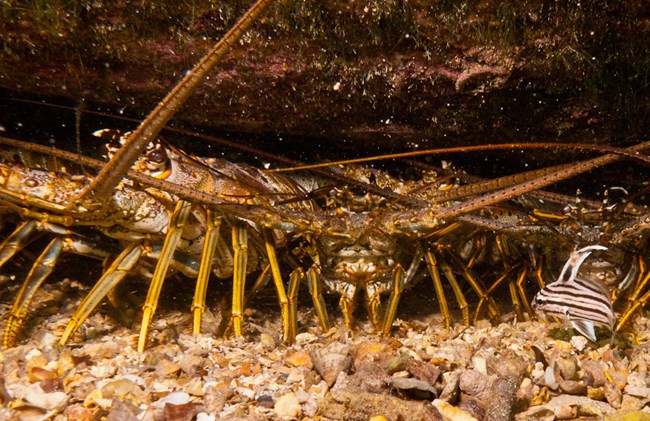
(310, 347, 352, 388)
(274, 392, 301, 419)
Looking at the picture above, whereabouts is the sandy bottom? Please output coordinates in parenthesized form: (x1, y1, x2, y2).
(1, 273, 650, 421)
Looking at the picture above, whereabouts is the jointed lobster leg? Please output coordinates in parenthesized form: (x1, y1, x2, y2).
(381, 265, 406, 336)
(230, 222, 249, 338)
(443, 248, 500, 321)
(439, 259, 470, 326)
(59, 239, 206, 345)
(515, 266, 534, 318)
(61, 242, 151, 345)
(0, 219, 38, 267)
(616, 257, 650, 332)
(424, 244, 500, 324)
(2, 222, 113, 348)
(262, 229, 292, 343)
(306, 265, 330, 332)
(508, 281, 523, 321)
(138, 200, 193, 352)
(423, 247, 452, 330)
(474, 264, 521, 323)
(192, 209, 222, 335)
(4, 235, 111, 348)
(287, 268, 303, 342)
(508, 268, 529, 321)
(4, 238, 63, 348)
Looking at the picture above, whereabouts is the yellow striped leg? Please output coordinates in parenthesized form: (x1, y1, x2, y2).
(423, 247, 451, 329)
(515, 266, 534, 318)
(622, 257, 649, 316)
(365, 284, 382, 331)
(138, 200, 192, 352)
(263, 229, 290, 343)
(465, 236, 484, 270)
(307, 265, 330, 332)
(230, 222, 248, 337)
(445, 249, 500, 320)
(612, 255, 642, 303)
(192, 210, 222, 335)
(287, 268, 304, 343)
(474, 264, 520, 323)
(340, 293, 356, 329)
(0, 219, 38, 268)
(439, 259, 470, 326)
(508, 280, 524, 321)
(223, 264, 271, 338)
(617, 266, 650, 332)
(243, 264, 271, 307)
(60, 242, 147, 345)
(381, 265, 405, 336)
(4, 238, 62, 348)
(533, 254, 546, 289)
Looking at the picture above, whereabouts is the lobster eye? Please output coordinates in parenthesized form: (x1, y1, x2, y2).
(147, 147, 168, 164)
(23, 177, 39, 187)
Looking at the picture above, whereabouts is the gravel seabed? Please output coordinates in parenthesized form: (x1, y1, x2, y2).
(2, 276, 650, 421)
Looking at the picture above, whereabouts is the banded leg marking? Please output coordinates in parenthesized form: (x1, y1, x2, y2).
(138, 200, 192, 352)
(192, 210, 222, 335)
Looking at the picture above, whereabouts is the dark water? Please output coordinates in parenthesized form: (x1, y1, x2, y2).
(1, 89, 648, 207)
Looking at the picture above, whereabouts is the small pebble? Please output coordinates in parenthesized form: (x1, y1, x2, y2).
(274, 392, 302, 419)
(571, 336, 589, 352)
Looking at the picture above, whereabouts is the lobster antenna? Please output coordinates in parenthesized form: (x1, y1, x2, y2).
(265, 142, 650, 172)
(75, 99, 86, 174)
(73, 0, 277, 205)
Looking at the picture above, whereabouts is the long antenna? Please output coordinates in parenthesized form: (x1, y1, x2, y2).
(74, 0, 277, 204)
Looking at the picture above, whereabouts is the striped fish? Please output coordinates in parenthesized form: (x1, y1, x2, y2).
(531, 245, 615, 342)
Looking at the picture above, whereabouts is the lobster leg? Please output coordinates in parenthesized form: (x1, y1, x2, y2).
(222, 264, 272, 338)
(287, 268, 303, 343)
(365, 283, 382, 331)
(617, 280, 650, 333)
(611, 255, 642, 303)
(230, 222, 249, 338)
(423, 247, 451, 329)
(339, 286, 357, 330)
(138, 200, 193, 352)
(509, 277, 524, 321)
(192, 210, 222, 335)
(376, 249, 421, 335)
(306, 265, 330, 332)
(616, 259, 650, 332)
(533, 254, 547, 289)
(241, 264, 272, 308)
(4, 233, 112, 348)
(60, 242, 147, 345)
(0, 219, 38, 267)
(515, 266, 534, 318)
(381, 265, 405, 336)
(439, 259, 470, 326)
(262, 229, 291, 343)
(620, 256, 649, 316)
(443, 247, 500, 321)
(4, 238, 62, 348)
(474, 264, 520, 323)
